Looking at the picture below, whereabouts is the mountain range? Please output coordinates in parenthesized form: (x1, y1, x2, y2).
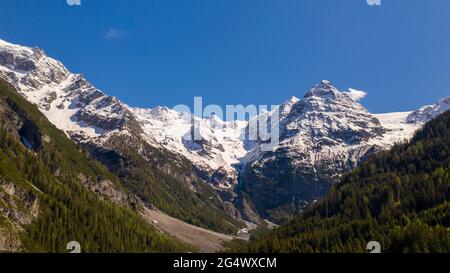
(231, 109, 450, 253)
(0, 38, 448, 231)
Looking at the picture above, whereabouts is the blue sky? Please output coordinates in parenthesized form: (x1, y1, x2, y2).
(0, 0, 449, 113)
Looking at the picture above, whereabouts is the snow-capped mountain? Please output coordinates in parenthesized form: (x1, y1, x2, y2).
(254, 81, 387, 167)
(239, 81, 426, 221)
(0, 38, 246, 188)
(406, 96, 450, 124)
(0, 38, 447, 223)
(0, 39, 140, 140)
(131, 107, 248, 188)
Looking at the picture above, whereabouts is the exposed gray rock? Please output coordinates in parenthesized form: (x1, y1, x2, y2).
(0, 179, 40, 252)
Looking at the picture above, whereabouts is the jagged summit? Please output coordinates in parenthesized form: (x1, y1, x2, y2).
(271, 81, 386, 163)
(304, 80, 340, 99)
(0, 38, 34, 53)
(304, 80, 368, 103)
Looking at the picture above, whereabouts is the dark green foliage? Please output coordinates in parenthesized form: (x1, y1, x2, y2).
(0, 79, 189, 253)
(89, 141, 244, 235)
(233, 110, 450, 253)
(241, 148, 333, 224)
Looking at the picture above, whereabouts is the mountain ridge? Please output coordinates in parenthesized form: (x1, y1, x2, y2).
(0, 38, 244, 233)
(0, 78, 190, 252)
(1, 38, 448, 224)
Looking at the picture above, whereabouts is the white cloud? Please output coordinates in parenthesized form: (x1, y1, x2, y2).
(105, 28, 128, 39)
(345, 88, 368, 101)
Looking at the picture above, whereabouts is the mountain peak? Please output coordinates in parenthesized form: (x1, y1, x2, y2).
(0, 39, 34, 55)
(0, 38, 445, 200)
(304, 80, 340, 100)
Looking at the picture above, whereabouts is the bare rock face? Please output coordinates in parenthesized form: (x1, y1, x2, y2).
(0, 51, 15, 66)
(0, 179, 40, 252)
(0, 99, 22, 140)
(2, 186, 39, 226)
(77, 173, 144, 212)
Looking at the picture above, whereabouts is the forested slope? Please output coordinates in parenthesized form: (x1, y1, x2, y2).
(0, 79, 189, 252)
(233, 110, 450, 253)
